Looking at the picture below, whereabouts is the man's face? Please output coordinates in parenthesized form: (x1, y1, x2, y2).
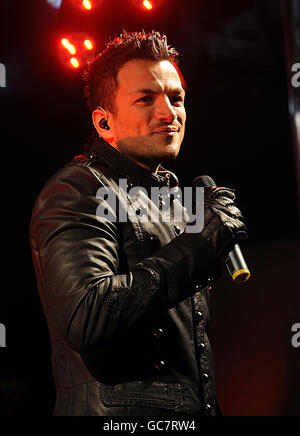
(106, 59, 186, 171)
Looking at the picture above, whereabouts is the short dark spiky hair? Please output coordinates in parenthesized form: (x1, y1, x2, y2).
(83, 30, 180, 114)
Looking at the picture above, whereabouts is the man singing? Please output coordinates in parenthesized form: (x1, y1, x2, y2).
(30, 30, 247, 416)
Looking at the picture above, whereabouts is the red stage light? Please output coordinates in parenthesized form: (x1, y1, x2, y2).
(70, 57, 80, 68)
(84, 39, 93, 50)
(142, 0, 153, 10)
(61, 38, 76, 55)
(69, 0, 103, 11)
(58, 33, 96, 70)
(82, 0, 92, 10)
(130, 0, 160, 12)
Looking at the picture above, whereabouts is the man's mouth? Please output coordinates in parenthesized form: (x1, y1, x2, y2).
(152, 126, 179, 136)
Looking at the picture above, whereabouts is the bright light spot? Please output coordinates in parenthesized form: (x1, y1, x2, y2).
(61, 38, 76, 55)
(142, 0, 153, 10)
(83, 0, 92, 10)
(84, 39, 93, 50)
(70, 57, 80, 68)
(46, 0, 62, 8)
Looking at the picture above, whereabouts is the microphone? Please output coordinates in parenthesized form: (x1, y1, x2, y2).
(193, 175, 251, 284)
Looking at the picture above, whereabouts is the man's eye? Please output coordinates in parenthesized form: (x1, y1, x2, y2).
(138, 96, 154, 103)
(171, 96, 184, 106)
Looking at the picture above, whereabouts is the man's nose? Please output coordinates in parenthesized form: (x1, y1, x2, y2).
(154, 96, 177, 123)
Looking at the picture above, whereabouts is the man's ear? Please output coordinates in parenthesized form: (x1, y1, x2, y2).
(92, 107, 114, 143)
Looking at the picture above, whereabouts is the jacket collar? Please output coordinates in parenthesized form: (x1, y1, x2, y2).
(89, 138, 179, 191)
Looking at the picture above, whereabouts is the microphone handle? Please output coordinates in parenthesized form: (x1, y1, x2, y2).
(225, 243, 250, 284)
(192, 175, 250, 284)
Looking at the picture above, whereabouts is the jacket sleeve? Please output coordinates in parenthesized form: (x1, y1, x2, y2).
(30, 164, 220, 353)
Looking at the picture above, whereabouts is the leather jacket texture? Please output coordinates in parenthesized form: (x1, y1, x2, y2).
(29, 138, 221, 416)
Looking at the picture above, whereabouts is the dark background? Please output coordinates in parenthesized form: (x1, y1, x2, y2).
(0, 0, 299, 416)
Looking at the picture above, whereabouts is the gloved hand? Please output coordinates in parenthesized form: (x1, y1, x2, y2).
(200, 186, 247, 258)
(133, 185, 247, 308)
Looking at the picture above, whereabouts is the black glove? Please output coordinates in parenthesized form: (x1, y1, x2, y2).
(132, 186, 246, 309)
(200, 186, 247, 258)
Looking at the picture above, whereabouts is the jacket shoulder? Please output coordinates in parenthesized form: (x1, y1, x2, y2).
(67, 152, 116, 180)
(30, 154, 110, 227)
(29, 154, 117, 248)
(35, 152, 111, 199)
(67, 152, 98, 168)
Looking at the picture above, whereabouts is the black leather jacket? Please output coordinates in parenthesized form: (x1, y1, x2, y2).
(30, 138, 221, 416)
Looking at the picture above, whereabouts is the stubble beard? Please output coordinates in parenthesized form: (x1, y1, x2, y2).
(116, 135, 182, 170)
